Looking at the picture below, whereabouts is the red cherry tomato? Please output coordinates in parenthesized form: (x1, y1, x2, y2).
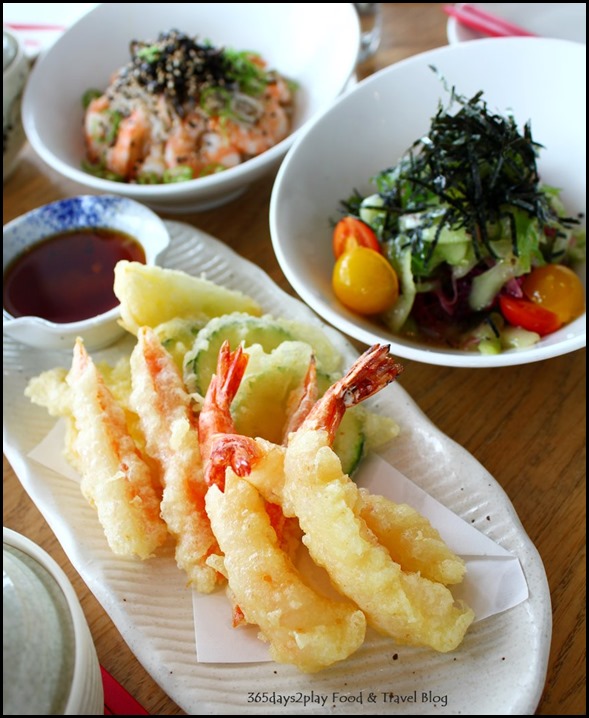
(332, 216, 380, 258)
(498, 295, 562, 336)
(522, 264, 585, 324)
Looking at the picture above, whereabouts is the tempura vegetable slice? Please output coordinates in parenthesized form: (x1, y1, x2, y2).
(113, 260, 262, 335)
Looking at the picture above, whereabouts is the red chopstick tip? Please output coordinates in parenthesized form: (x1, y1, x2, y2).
(443, 3, 536, 38)
(100, 666, 150, 715)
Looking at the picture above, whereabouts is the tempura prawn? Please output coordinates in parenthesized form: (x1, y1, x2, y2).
(129, 326, 223, 593)
(281, 344, 475, 652)
(200, 341, 366, 671)
(198, 340, 306, 561)
(220, 348, 465, 587)
(65, 338, 169, 559)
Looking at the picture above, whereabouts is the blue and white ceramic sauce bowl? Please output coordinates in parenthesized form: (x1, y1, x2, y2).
(3, 195, 170, 351)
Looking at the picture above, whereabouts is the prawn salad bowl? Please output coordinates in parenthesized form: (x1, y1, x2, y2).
(270, 37, 586, 367)
(21, 3, 360, 213)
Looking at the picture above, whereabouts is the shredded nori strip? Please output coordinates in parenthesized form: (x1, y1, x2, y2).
(348, 69, 580, 265)
(111, 29, 268, 117)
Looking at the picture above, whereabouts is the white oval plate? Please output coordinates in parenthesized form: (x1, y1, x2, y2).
(3, 221, 551, 715)
(447, 3, 586, 44)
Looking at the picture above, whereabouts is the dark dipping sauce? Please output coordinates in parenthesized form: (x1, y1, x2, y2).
(3, 228, 146, 323)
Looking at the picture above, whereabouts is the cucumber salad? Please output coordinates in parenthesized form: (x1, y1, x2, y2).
(331, 83, 586, 354)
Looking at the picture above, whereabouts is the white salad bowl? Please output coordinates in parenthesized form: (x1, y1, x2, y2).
(21, 3, 360, 214)
(270, 37, 586, 368)
(3, 195, 170, 352)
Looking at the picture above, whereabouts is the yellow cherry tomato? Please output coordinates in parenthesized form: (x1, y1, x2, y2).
(332, 246, 399, 315)
(522, 264, 585, 324)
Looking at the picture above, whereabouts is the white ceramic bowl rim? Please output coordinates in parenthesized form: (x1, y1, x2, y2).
(2, 28, 25, 76)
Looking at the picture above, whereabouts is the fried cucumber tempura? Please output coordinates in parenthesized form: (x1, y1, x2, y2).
(66, 338, 169, 558)
(129, 327, 223, 593)
(205, 472, 366, 673)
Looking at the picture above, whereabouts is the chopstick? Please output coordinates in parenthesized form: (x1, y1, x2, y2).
(443, 4, 536, 38)
(4, 22, 67, 31)
(101, 666, 149, 715)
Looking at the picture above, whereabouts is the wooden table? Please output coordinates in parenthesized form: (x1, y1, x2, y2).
(3, 4, 585, 715)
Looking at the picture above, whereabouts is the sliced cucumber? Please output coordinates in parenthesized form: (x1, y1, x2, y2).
(316, 371, 366, 476)
(184, 313, 294, 394)
(275, 319, 343, 374)
(332, 410, 365, 476)
(154, 317, 207, 371)
(182, 311, 395, 476)
(231, 342, 313, 444)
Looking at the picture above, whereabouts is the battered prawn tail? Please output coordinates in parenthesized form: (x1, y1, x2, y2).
(206, 434, 263, 489)
(199, 340, 264, 489)
(282, 354, 318, 438)
(201, 342, 308, 583)
(106, 108, 151, 180)
(199, 340, 249, 446)
(304, 344, 403, 442)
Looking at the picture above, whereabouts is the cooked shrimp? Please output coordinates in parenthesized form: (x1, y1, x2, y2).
(358, 492, 466, 585)
(82, 32, 295, 183)
(198, 340, 298, 553)
(207, 81, 291, 158)
(66, 338, 169, 559)
(205, 472, 366, 673)
(164, 113, 242, 177)
(136, 140, 167, 179)
(129, 326, 223, 593)
(198, 341, 263, 490)
(106, 107, 151, 179)
(164, 112, 206, 171)
(85, 97, 153, 179)
(282, 344, 475, 652)
(200, 341, 367, 668)
(199, 342, 316, 492)
(208, 103, 289, 158)
(210, 345, 464, 586)
(84, 95, 113, 164)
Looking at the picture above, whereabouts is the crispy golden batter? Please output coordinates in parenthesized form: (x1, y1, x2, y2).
(129, 327, 223, 592)
(114, 260, 262, 335)
(66, 338, 169, 558)
(283, 429, 474, 652)
(205, 472, 366, 672)
(359, 491, 466, 585)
